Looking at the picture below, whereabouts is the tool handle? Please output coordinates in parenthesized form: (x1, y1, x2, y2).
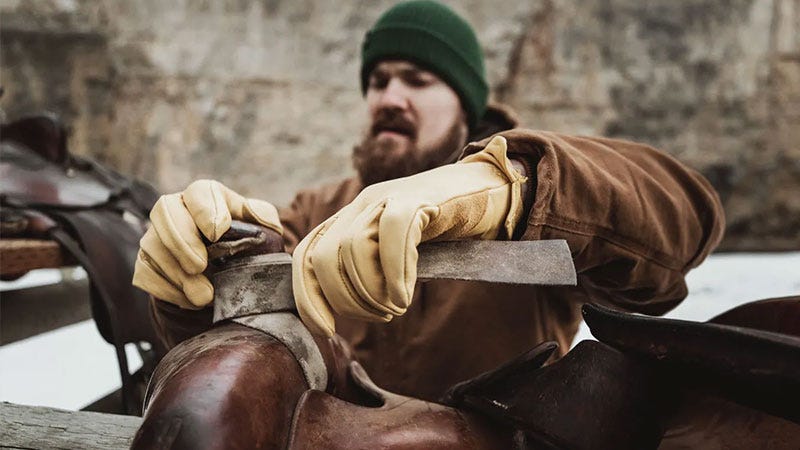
(205, 220, 283, 264)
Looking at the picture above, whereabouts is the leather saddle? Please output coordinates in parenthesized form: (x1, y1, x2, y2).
(131, 224, 518, 449)
(131, 223, 800, 449)
(446, 300, 800, 449)
(0, 113, 166, 414)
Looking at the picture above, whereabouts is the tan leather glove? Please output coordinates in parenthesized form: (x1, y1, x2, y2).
(133, 180, 282, 309)
(293, 136, 526, 336)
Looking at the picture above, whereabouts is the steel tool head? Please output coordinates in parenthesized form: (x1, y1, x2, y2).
(416, 239, 576, 285)
(209, 230, 576, 322)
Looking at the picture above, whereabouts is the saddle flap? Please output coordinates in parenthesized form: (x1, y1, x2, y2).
(445, 340, 665, 450)
(441, 340, 557, 406)
(287, 363, 514, 450)
(583, 302, 800, 423)
(709, 296, 800, 337)
(51, 209, 159, 347)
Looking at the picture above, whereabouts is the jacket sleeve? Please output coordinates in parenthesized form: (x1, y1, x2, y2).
(149, 298, 213, 349)
(279, 178, 364, 254)
(463, 129, 725, 315)
(278, 190, 316, 254)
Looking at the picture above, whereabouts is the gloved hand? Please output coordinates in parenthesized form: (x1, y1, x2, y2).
(293, 136, 526, 336)
(133, 180, 282, 309)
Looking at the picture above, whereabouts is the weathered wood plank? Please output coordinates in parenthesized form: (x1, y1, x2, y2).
(0, 402, 141, 449)
(0, 278, 91, 345)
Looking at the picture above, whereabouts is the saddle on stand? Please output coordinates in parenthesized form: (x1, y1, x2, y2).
(0, 113, 167, 414)
(131, 223, 800, 449)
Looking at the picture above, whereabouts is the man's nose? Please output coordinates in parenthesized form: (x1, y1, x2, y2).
(376, 78, 410, 111)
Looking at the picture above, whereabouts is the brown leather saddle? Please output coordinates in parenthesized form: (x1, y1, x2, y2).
(0, 113, 166, 414)
(446, 300, 800, 449)
(584, 300, 800, 423)
(131, 224, 800, 449)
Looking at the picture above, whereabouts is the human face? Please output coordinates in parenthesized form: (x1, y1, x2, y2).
(353, 60, 469, 185)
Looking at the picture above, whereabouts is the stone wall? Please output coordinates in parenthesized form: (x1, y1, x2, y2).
(2, 0, 798, 250)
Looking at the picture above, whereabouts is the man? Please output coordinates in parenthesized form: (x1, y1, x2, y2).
(133, 0, 724, 402)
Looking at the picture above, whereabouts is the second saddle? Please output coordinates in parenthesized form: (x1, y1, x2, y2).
(0, 113, 166, 414)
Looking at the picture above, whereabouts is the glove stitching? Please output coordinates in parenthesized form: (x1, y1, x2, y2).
(336, 245, 391, 320)
(400, 205, 426, 304)
(343, 200, 404, 316)
(136, 250, 193, 307)
(162, 195, 207, 273)
(295, 219, 340, 336)
(140, 250, 177, 288)
(208, 181, 223, 242)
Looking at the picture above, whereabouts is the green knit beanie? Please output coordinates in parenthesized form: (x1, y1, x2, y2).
(361, 0, 488, 129)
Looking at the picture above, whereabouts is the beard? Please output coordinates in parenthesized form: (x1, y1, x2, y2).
(352, 111, 467, 186)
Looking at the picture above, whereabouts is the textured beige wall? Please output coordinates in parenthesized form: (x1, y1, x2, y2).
(2, 0, 798, 250)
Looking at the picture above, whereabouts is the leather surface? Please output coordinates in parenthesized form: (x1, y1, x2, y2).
(0, 114, 69, 164)
(287, 361, 515, 450)
(584, 302, 800, 423)
(52, 209, 161, 348)
(658, 391, 800, 450)
(447, 340, 665, 450)
(1, 141, 113, 207)
(709, 295, 800, 336)
(133, 323, 308, 450)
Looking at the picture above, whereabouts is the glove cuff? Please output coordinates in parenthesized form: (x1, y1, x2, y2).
(459, 136, 527, 239)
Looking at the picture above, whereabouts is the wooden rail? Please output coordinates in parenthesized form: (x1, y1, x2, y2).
(0, 238, 90, 344)
(0, 239, 75, 277)
(0, 402, 141, 449)
(0, 278, 92, 345)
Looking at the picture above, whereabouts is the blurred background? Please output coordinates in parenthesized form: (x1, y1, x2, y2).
(2, 0, 798, 250)
(1, 0, 798, 411)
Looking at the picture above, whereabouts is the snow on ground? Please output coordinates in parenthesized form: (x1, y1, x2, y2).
(0, 269, 143, 411)
(1, 252, 799, 411)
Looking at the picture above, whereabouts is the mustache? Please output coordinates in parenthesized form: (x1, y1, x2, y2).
(370, 110, 417, 139)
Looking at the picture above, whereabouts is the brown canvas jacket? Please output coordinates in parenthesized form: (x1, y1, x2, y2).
(150, 105, 725, 401)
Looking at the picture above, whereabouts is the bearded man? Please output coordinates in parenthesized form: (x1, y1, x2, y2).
(133, 0, 725, 402)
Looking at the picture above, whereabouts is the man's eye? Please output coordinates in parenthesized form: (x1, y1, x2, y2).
(369, 77, 388, 89)
(406, 76, 431, 88)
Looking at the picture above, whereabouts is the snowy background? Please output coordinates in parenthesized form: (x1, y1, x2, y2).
(1, 251, 799, 411)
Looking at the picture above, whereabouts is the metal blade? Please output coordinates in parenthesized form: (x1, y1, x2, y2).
(212, 253, 295, 322)
(212, 239, 577, 321)
(417, 239, 576, 286)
